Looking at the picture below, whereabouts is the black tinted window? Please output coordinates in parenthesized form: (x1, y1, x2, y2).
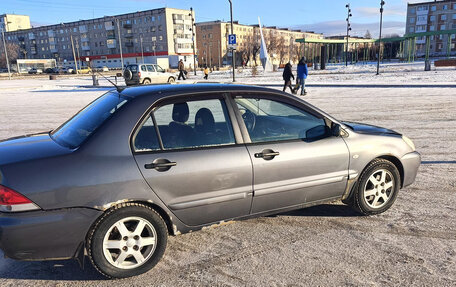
(127, 65, 138, 72)
(133, 116, 160, 151)
(235, 98, 328, 143)
(51, 92, 129, 148)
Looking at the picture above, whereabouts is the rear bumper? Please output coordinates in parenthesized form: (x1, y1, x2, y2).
(0, 208, 102, 260)
(401, 151, 421, 187)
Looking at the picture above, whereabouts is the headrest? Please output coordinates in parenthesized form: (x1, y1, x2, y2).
(195, 108, 215, 133)
(172, 102, 190, 123)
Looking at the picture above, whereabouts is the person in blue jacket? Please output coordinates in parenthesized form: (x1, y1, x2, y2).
(294, 57, 308, 95)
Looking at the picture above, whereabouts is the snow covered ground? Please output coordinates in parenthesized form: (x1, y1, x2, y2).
(0, 63, 455, 286)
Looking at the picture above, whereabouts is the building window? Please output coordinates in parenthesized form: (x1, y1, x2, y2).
(151, 16, 155, 22)
(417, 15, 426, 22)
(453, 14, 456, 20)
(158, 25, 162, 31)
(430, 25, 435, 31)
(443, 4, 448, 10)
(430, 15, 436, 21)
(410, 8, 416, 14)
(409, 17, 415, 23)
(159, 35, 163, 41)
(409, 27, 415, 33)
(441, 15, 447, 21)
(431, 5, 436, 11)
(440, 25, 446, 30)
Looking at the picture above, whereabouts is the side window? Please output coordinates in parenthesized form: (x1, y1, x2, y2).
(153, 99, 235, 149)
(133, 116, 160, 151)
(147, 65, 155, 72)
(141, 65, 147, 72)
(235, 98, 329, 143)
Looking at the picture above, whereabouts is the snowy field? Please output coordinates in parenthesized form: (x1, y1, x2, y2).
(0, 62, 455, 286)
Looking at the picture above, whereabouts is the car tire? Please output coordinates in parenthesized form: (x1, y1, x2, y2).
(167, 77, 175, 83)
(123, 69, 133, 81)
(87, 203, 168, 278)
(352, 158, 401, 215)
(142, 78, 151, 85)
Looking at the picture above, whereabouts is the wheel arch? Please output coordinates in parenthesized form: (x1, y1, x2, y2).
(343, 155, 404, 204)
(377, 155, 404, 188)
(142, 78, 151, 84)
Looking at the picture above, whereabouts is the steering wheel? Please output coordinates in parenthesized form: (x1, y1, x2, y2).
(242, 110, 256, 132)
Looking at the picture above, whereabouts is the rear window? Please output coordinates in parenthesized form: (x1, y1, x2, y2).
(50, 92, 130, 149)
(127, 65, 138, 72)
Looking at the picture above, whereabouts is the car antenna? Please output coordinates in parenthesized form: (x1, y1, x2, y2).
(94, 70, 125, 93)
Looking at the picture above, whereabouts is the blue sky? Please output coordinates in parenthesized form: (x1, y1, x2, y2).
(2, 0, 427, 36)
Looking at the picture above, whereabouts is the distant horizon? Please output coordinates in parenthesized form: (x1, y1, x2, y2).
(3, 0, 417, 37)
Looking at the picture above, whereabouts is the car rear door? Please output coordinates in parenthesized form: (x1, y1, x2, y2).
(146, 65, 159, 83)
(229, 93, 350, 214)
(132, 94, 253, 227)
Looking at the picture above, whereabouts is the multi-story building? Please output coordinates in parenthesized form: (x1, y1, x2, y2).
(195, 20, 323, 67)
(1, 8, 195, 70)
(0, 14, 31, 32)
(405, 0, 456, 56)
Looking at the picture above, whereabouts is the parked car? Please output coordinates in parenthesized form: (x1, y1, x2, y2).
(123, 63, 176, 85)
(28, 68, 42, 74)
(77, 67, 92, 74)
(0, 84, 420, 278)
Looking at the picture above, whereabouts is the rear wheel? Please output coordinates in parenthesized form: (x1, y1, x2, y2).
(167, 77, 175, 83)
(142, 78, 151, 85)
(352, 159, 400, 215)
(87, 203, 168, 278)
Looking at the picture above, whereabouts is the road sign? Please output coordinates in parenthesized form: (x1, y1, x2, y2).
(228, 34, 236, 45)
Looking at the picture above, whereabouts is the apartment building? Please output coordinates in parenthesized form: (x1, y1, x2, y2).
(195, 20, 323, 67)
(1, 8, 195, 69)
(406, 0, 456, 56)
(0, 14, 31, 32)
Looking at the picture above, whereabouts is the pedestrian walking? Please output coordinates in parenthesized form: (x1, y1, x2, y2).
(295, 57, 308, 95)
(282, 62, 294, 93)
(178, 59, 186, 80)
(203, 66, 209, 80)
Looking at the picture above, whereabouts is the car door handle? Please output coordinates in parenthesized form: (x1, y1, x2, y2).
(254, 149, 280, 160)
(145, 159, 176, 171)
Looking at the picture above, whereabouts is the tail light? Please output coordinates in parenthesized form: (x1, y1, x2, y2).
(0, 185, 40, 212)
(138, 72, 141, 78)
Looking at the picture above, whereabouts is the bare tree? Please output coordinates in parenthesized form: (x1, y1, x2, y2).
(364, 30, 372, 39)
(0, 42, 20, 68)
(245, 32, 261, 66)
(265, 30, 278, 62)
(277, 35, 288, 66)
(291, 42, 303, 63)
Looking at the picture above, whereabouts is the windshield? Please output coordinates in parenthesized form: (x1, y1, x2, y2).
(50, 92, 130, 149)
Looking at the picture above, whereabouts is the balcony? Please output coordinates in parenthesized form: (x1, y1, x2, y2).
(81, 37, 90, 42)
(28, 33, 35, 40)
(18, 36, 25, 41)
(51, 47, 58, 53)
(125, 42, 134, 47)
(105, 21, 115, 31)
(81, 45, 90, 51)
(123, 23, 132, 29)
(175, 37, 193, 44)
(173, 19, 184, 24)
(107, 39, 117, 49)
(48, 30, 55, 37)
(175, 44, 193, 54)
(124, 34, 133, 38)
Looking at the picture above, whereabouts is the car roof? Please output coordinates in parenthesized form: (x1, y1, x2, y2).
(120, 83, 285, 100)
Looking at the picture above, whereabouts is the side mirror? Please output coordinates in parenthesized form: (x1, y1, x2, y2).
(331, 123, 341, 137)
(305, 125, 330, 141)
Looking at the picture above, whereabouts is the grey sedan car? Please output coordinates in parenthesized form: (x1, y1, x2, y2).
(0, 84, 420, 278)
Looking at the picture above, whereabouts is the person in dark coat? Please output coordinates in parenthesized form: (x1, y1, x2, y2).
(295, 57, 308, 95)
(178, 59, 186, 80)
(282, 62, 294, 93)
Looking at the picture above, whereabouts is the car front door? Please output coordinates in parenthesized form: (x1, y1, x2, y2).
(231, 94, 350, 214)
(146, 65, 158, 83)
(133, 94, 253, 226)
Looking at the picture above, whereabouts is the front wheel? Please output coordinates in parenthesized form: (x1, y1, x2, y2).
(142, 78, 151, 85)
(352, 159, 401, 215)
(87, 203, 168, 278)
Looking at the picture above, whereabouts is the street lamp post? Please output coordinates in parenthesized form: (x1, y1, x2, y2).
(190, 8, 197, 75)
(140, 35, 144, 64)
(345, 4, 352, 66)
(376, 1, 385, 75)
(1, 23, 11, 80)
(62, 23, 79, 74)
(115, 18, 124, 70)
(228, 0, 235, 82)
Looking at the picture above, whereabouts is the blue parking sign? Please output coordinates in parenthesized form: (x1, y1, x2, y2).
(228, 34, 236, 45)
